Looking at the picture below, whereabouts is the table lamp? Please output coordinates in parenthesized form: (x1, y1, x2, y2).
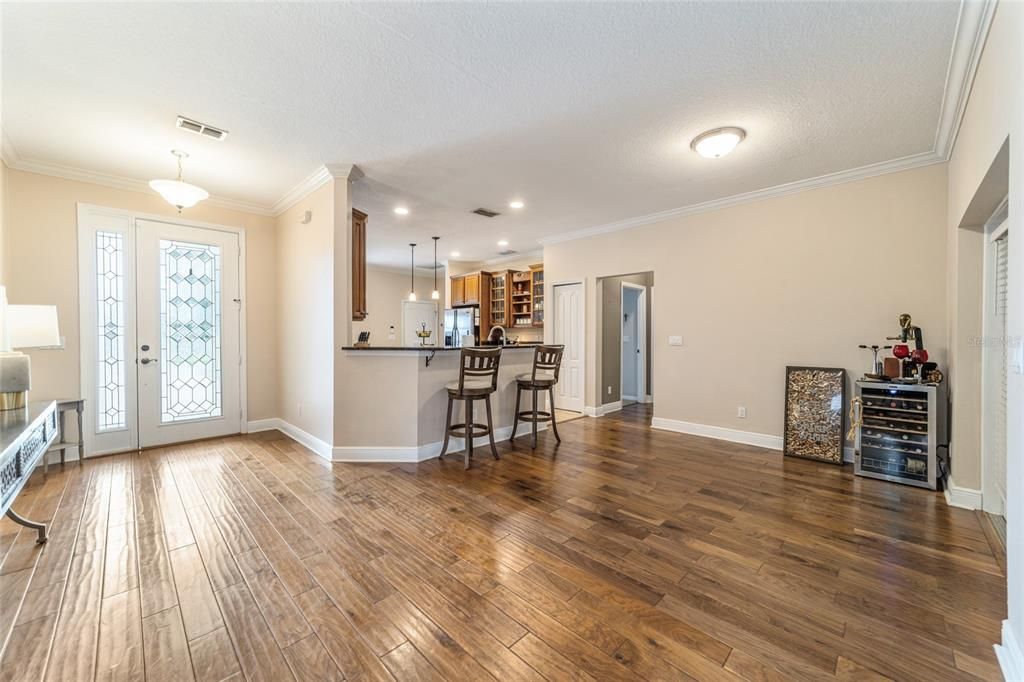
(0, 287, 61, 410)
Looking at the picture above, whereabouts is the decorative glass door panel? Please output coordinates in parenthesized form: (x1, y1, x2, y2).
(159, 239, 223, 423)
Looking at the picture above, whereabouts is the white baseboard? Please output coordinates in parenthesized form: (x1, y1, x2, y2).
(251, 418, 548, 464)
(997, 620, 1024, 682)
(332, 423, 548, 463)
(583, 401, 622, 417)
(622, 394, 638, 402)
(248, 418, 332, 461)
(246, 418, 283, 433)
(650, 417, 783, 451)
(641, 394, 653, 404)
(943, 474, 983, 510)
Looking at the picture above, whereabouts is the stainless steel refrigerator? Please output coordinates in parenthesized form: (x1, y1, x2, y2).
(443, 308, 476, 347)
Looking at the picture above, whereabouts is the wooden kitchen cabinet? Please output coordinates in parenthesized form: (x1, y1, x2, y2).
(352, 208, 367, 321)
(451, 276, 466, 306)
(464, 273, 481, 304)
(450, 272, 488, 306)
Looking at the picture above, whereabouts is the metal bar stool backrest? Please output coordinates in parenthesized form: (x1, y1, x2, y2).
(532, 345, 564, 383)
(458, 346, 502, 393)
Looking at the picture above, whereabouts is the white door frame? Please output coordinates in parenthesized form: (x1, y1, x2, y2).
(76, 203, 249, 457)
(551, 279, 586, 413)
(981, 197, 1009, 515)
(620, 282, 646, 404)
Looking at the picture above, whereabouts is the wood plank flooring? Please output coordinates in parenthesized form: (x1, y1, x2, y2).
(0, 404, 1005, 681)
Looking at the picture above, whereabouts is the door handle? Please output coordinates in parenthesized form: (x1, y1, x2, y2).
(140, 358, 158, 365)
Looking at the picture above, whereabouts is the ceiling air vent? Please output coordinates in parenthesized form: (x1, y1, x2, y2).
(176, 115, 229, 141)
(472, 207, 501, 218)
(497, 249, 517, 257)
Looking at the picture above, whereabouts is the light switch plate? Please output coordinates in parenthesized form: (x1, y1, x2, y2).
(1014, 340, 1024, 375)
(668, 335, 683, 346)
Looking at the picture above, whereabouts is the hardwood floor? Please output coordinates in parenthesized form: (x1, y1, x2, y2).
(0, 404, 1005, 681)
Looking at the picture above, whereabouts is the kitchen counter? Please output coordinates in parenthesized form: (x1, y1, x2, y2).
(333, 345, 548, 462)
(341, 343, 543, 351)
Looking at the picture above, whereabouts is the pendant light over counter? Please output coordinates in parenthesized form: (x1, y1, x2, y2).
(431, 236, 440, 300)
(149, 150, 209, 212)
(408, 243, 417, 301)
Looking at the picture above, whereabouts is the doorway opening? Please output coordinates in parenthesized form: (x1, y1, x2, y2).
(621, 282, 647, 406)
(597, 272, 654, 416)
(981, 198, 1009, 534)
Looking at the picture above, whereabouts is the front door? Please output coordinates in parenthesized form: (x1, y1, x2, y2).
(78, 206, 243, 456)
(136, 220, 241, 447)
(553, 283, 584, 413)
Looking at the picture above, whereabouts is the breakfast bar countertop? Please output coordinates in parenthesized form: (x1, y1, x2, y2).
(341, 342, 543, 351)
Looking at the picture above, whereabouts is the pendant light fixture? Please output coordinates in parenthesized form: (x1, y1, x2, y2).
(431, 236, 440, 300)
(149, 150, 209, 212)
(408, 243, 417, 301)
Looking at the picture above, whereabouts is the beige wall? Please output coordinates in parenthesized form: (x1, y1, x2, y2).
(545, 163, 948, 439)
(0, 160, 6, 286)
(275, 181, 336, 442)
(1, 168, 279, 420)
(599, 272, 653, 405)
(945, 0, 1021, 494)
(352, 267, 441, 344)
(943, 0, 1023, 664)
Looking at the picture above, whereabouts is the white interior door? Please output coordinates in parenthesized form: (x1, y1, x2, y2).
(554, 283, 584, 412)
(402, 300, 439, 346)
(983, 217, 1009, 516)
(621, 285, 641, 401)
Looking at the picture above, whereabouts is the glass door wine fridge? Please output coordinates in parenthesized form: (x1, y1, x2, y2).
(854, 381, 943, 490)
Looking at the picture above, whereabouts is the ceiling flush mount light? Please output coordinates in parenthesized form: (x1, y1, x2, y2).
(394, 206, 409, 216)
(509, 200, 525, 209)
(497, 240, 509, 247)
(450, 251, 461, 258)
(408, 243, 417, 301)
(431, 237, 441, 300)
(690, 127, 746, 159)
(149, 150, 209, 212)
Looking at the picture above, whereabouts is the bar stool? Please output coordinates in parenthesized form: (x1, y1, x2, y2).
(511, 345, 564, 448)
(439, 346, 502, 469)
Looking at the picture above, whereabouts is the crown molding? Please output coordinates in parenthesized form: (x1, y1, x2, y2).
(934, 0, 997, 160)
(269, 163, 363, 217)
(540, 150, 945, 246)
(269, 165, 331, 216)
(1, 134, 276, 216)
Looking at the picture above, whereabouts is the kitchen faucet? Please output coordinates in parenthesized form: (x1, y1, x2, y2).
(490, 325, 506, 345)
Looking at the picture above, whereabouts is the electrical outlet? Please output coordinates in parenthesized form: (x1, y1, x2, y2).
(668, 335, 683, 346)
(607, 386, 612, 395)
(297, 404, 303, 417)
(737, 406, 747, 419)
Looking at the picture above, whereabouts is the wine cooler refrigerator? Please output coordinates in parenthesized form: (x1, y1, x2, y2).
(854, 381, 943, 490)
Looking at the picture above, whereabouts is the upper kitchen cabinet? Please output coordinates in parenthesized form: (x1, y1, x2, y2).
(352, 208, 368, 321)
(450, 272, 489, 306)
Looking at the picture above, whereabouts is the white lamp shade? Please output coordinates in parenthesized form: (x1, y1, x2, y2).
(149, 179, 210, 209)
(7, 305, 61, 348)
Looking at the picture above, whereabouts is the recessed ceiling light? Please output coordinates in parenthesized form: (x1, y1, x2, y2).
(497, 240, 509, 247)
(509, 200, 525, 209)
(450, 251, 461, 258)
(691, 127, 746, 158)
(394, 206, 409, 215)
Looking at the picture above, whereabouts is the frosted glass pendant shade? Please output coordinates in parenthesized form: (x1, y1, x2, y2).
(149, 179, 209, 210)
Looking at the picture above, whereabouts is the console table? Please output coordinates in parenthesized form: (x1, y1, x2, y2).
(0, 401, 58, 543)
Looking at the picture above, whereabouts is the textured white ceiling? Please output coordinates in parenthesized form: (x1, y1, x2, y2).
(2, 2, 960, 267)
